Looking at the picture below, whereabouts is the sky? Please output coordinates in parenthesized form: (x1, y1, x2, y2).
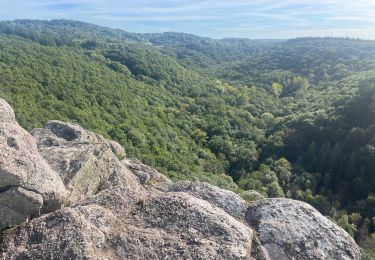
(1, 0, 375, 39)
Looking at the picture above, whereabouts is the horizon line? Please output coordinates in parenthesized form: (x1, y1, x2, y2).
(1, 18, 375, 42)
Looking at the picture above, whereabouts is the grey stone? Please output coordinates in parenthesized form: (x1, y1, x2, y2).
(108, 192, 253, 259)
(0, 99, 66, 229)
(1, 192, 253, 260)
(0, 205, 115, 259)
(246, 198, 361, 260)
(108, 140, 126, 159)
(123, 158, 172, 191)
(32, 120, 141, 204)
(0, 187, 43, 229)
(170, 181, 248, 219)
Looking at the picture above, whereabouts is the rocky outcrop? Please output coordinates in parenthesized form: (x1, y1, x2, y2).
(0, 99, 66, 229)
(31, 120, 141, 204)
(108, 192, 253, 259)
(246, 198, 361, 260)
(0, 98, 361, 259)
(170, 181, 248, 219)
(1, 191, 254, 259)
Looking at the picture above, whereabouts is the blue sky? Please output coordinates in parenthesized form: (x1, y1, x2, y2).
(1, 0, 375, 39)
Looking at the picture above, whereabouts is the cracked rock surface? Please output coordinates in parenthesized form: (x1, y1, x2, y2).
(170, 181, 248, 219)
(31, 120, 142, 204)
(0, 98, 361, 259)
(0, 99, 66, 229)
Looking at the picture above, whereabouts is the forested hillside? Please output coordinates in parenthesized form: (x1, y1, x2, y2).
(0, 19, 374, 254)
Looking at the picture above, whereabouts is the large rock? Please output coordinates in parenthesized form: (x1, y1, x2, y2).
(0, 99, 66, 229)
(1, 192, 254, 259)
(31, 120, 141, 203)
(0, 205, 116, 259)
(123, 158, 172, 191)
(246, 198, 361, 260)
(108, 192, 253, 259)
(0, 187, 43, 230)
(78, 185, 143, 216)
(108, 140, 126, 159)
(170, 181, 248, 219)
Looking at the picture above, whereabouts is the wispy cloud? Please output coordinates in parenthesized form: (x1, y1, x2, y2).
(90, 14, 218, 22)
(0, 0, 375, 39)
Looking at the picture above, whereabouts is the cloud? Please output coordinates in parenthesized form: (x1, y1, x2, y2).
(90, 14, 218, 22)
(0, 0, 375, 39)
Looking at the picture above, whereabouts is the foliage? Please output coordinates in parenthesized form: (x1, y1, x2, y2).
(0, 19, 375, 244)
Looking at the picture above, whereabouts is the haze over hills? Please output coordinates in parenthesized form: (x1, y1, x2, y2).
(0, 19, 375, 256)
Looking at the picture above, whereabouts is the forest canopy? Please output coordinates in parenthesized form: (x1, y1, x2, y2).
(0, 19, 374, 252)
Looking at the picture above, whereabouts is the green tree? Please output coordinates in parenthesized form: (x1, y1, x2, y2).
(271, 82, 283, 97)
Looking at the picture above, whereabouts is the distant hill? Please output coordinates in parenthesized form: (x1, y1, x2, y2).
(0, 19, 374, 250)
